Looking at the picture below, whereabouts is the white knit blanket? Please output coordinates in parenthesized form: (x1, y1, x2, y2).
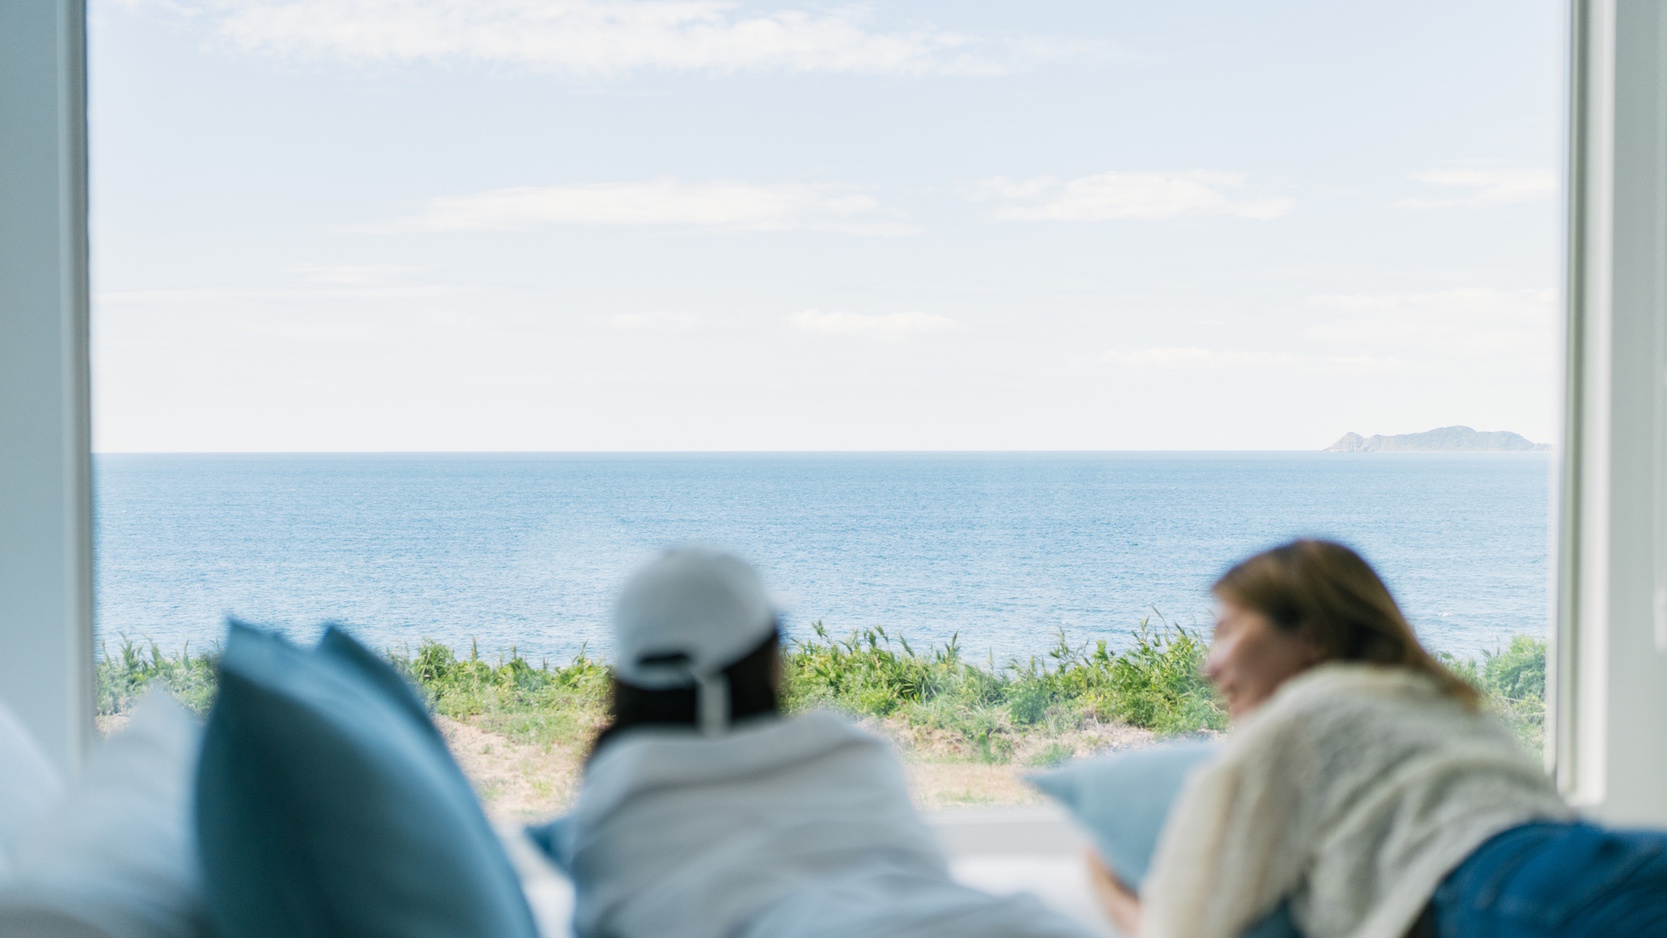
(556, 710, 1092, 938)
(1142, 663, 1571, 938)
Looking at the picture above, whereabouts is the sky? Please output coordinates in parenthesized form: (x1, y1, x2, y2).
(90, 0, 1566, 452)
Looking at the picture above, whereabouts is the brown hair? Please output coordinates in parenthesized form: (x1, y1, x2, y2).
(1212, 539, 1481, 708)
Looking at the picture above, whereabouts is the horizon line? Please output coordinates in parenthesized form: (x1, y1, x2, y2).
(89, 448, 1554, 456)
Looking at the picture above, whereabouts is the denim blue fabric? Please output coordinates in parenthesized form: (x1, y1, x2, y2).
(196, 622, 538, 938)
(1431, 821, 1667, 937)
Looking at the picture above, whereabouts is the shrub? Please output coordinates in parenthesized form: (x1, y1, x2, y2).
(94, 623, 1547, 765)
(1436, 635, 1546, 758)
(1095, 623, 1225, 734)
(782, 618, 1227, 754)
(96, 637, 218, 716)
(1478, 635, 1547, 758)
(387, 639, 611, 750)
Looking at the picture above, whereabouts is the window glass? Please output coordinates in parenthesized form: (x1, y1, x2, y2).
(91, 0, 1564, 813)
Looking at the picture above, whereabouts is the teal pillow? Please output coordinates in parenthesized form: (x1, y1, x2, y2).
(525, 814, 572, 875)
(196, 623, 537, 938)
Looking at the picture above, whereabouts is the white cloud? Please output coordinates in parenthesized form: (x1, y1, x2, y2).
(609, 311, 710, 332)
(1397, 162, 1558, 209)
(1100, 347, 1301, 368)
(787, 309, 955, 341)
(406, 178, 914, 235)
(97, 283, 461, 304)
(967, 176, 1056, 201)
(979, 171, 1293, 222)
(1303, 288, 1556, 360)
(97, 264, 463, 304)
(287, 263, 422, 285)
(134, 0, 1016, 77)
(1103, 289, 1555, 375)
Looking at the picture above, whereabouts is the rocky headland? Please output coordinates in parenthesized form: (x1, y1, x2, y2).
(1326, 425, 1550, 453)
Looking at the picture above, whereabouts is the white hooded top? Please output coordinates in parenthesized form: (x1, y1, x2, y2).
(1141, 663, 1572, 938)
(556, 710, 1092, 938)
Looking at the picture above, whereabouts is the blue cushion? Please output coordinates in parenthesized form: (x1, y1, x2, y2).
(525, 814, 573, 875)
(1028, 739, 1218, 891)
(196, 622, 538, 938)
(1030, 740, 1301, 937)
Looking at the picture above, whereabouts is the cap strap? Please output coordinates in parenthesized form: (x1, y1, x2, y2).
(695, 671, 730, 736)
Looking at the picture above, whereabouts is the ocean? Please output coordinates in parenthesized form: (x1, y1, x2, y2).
(93, 452, 1552, 664)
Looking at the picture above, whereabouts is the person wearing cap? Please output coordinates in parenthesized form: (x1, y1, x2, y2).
(536, 547, 1093, 938)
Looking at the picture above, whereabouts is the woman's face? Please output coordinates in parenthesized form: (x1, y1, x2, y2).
(1204, 600, 1325, 719)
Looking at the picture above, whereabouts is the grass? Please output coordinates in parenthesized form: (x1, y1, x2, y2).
(96, 638, 218, 717)
(96, 623, 1549, 763)
(396, 639, 612, 752)
(783, 619, 1224, 763)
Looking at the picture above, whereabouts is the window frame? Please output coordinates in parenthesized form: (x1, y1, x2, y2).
(0, 0, 95, 778)
(1554, 0, 1667, 823)
(5, 2, 1667, 825)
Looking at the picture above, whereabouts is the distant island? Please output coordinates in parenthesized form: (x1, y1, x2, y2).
(1325, 426, 1550, 453)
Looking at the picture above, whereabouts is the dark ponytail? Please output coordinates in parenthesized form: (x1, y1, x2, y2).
(588, 626, 782, 759)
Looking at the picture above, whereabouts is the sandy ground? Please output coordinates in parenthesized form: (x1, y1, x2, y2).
(897, 721, 1158, 808)
(441, 713, 1161, 823)
(437, 716, 590, 823)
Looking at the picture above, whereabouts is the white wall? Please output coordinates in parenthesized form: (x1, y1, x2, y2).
(0, 0, 94, 778)
(1557, 0, 1667, 824)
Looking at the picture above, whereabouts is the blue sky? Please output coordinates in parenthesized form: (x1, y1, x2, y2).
(91, 0, 1565, 451)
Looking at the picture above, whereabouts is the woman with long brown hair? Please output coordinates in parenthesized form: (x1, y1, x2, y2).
(1091, 539, 1667, 938)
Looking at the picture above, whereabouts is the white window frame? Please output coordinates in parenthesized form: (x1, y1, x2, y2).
(0, 0, 94, 778)
(3, 1, 1666, 821)
(1555, 0, 1667, 824)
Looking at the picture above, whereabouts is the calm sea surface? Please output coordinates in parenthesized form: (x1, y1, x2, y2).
(94, 453, 1551, 663)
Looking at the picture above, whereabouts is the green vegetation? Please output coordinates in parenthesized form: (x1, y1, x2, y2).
(96, 638, 218, 717)
(784, 620, 1223, 763)
(395, 640, 611, 751)
(96, 624, 1549, 763)
(1439, 634, 1547, 756)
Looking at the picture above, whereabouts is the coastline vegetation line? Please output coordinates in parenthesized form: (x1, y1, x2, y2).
(96, 622, 1548, 763)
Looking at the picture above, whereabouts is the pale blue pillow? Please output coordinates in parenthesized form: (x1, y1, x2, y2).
(1029, 739, 1218, 890)
(196, 622, 538, 938)
(1029, 740, 1300, 937)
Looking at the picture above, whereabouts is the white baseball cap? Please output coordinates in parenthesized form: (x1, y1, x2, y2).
(612, 547, 778, 733)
